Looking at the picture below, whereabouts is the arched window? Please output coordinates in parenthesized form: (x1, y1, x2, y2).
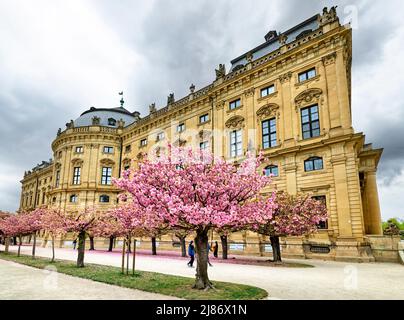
(304, 157, 323, 172)
(264, 165, 279, 177)
(70, 194, 78, 203)
(108, 118, 117, 126)
(99, 195, 110, 203)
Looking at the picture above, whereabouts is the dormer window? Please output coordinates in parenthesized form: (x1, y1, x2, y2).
(108, 118, 117, 126)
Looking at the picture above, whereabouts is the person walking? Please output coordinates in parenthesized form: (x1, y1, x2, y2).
(207, 242, 213, 267)
(187, 241, 195, 267)
(213, 241, 219, 258)
(72, 238, 77, 250)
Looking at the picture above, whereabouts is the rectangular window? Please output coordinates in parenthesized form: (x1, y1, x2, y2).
(260, 85, 275, 98)
(229, 98, 241, 110)
(298, 68, 316, 82)
(72, 167, 81, 185)
(304, 157, 323, 172)
(156, 132, 165, 141)
(177, 123, 185, 132)
(262, 118, 277, 148)
(101, 167, 112, 185)
(312, 196, 328, 229)
(55, 170, 60, 187)
(301, 105, 320, 139)
(125, 145, 131, 153)
(103, 146, 114, 154)
(199, 141, 209, 150)
(199, 113, 209, 124)
(140, 138, 147, 147)
(230, 129, 243, 158)
(75, 146, 83, 153)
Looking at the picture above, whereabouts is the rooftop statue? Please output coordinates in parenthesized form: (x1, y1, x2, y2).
(215, 64, 226, 79)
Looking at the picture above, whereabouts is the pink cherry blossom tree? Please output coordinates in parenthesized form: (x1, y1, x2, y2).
(113, 146, 276, 289)
(108, 204, 148, 274)
(0, 212, 34, 256)
(40, 208, 67, 262)
(254, 191, 328, 262)
(24, 208, 45, 258)
(63, 208, 101, 267)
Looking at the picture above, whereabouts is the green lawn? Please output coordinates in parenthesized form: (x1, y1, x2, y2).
(0, 252, 268, 300)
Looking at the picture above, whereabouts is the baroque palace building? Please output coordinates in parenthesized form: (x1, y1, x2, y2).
(19, 7, 387, 262)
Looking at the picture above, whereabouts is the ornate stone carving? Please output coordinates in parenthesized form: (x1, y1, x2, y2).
(256, 103, 279, 120)
(198, 130, 211, 140)
(225, 115, 245, 129)
(279, 71, 292, 84)
(57, 128, 62, 136)
(173, 138, 187, 147)
(100, 158, 115, 166)
(71, 158, 83, 166)
(295, 88, 323, 107)
(216, 100, 225, 110)
(92, 116, 100, 125)
(322, 52, 337, 66)
(246, 51, 253, 63)
(215, 64, 226, 79)
(167, 93, 175, 105)
(149, 103, 156, 114)
(66, 120, 74, 129)
(136, 152, 146, 160)
(318, 6, 338, 26)
(189, 83, 195, 93)
(278, 33, 288, 45)
(117, 119, 125, 129)
(244, 87, 255, 97)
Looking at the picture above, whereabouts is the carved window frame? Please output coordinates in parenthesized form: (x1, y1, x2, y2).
(256, 103, 280, 150)
(294, 88, 324, 140)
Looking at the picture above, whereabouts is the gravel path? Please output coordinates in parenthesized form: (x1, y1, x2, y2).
(2, 245, 404, 299)
(0, 258, 177, 300)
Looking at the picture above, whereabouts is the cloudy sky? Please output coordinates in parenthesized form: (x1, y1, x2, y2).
(0, 0, 402, 220)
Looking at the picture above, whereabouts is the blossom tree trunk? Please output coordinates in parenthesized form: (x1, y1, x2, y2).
(5, 237, 9, 253)
(108, 236, 114, 252)
(194, 229, 211, 290)
(77, 231, 86, 267)
(270, 235, 282, 262)
(17, 235, 22, 257)
(179, 236, 186, 257)
(151, 237, 157, 255)
(220, 235, 228, 260)
(51, 235, 55, 262)
(89, 236, 95, 250)
(32, 232, 37, 258)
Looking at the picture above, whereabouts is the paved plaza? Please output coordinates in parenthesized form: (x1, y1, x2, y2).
(1, 245, 404, 300)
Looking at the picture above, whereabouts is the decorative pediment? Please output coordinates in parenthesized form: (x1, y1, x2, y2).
(173, 138, 187, 147)
(256, 103, 279, 120)
(198, 130, 211, 140)
(122, 157, 131, 165)
(71, 158, 83, 166)
(136, 152, 147, 160)
(295, 88, 323, 107)
(100, 158, 115, 166)
(225, 115, 245, 129)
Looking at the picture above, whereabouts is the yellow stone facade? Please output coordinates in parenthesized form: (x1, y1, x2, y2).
(19, 8, 384, 261)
